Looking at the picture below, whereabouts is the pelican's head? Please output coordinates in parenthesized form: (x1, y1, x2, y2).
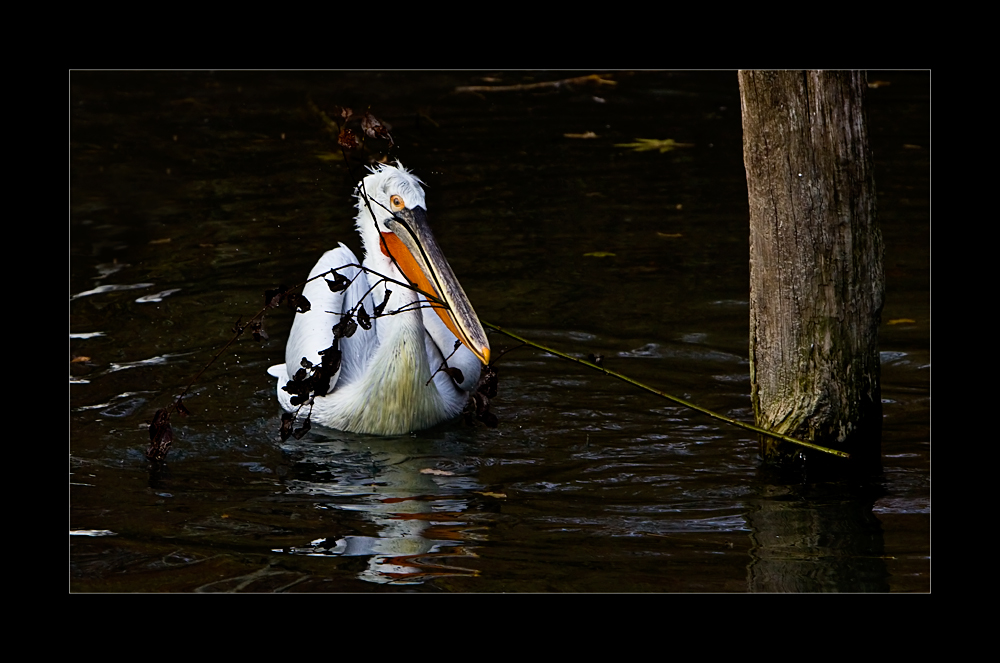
(354, 163, 490, 366)
(354, 163, 427, 234)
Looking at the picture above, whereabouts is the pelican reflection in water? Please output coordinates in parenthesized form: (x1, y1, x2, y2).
(268, 164, 490, 435)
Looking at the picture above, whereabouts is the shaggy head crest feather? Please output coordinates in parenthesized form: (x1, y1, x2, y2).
(355, 162, 426, 219)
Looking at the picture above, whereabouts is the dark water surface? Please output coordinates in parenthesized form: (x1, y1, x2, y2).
(70, 71, 929, 592)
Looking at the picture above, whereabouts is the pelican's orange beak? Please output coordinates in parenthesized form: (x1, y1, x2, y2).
(380, 207, 490, 365)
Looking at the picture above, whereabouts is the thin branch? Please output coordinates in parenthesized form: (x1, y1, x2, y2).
(455, 74, 617, 94)
(481, 321, 850, 459)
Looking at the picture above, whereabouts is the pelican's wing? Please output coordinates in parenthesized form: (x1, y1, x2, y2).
(335, 264, 380, 388)
(281, 244, 377, 392)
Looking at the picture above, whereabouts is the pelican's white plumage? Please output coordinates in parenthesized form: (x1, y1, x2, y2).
(267, 164, 489, 435)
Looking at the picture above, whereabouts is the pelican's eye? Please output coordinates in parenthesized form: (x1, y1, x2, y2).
(390, 195, 405, 212)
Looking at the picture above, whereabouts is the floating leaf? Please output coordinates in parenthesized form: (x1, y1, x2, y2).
(135, 289, 181, 303)
(419, 468, 454, 476)
(888, 318, 916, 325)
(564, 131, 598, 139)
(584, 251, 616, 257)
(616, 138, 694, 153)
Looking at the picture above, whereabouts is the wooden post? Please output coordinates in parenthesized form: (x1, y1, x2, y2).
(738, 70, 885, 469)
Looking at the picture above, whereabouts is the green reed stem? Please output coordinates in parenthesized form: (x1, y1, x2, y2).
(482, 321, 850, 459)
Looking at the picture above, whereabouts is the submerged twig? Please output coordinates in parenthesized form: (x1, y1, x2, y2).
(481, 321, 850, 459)
(455, 74, 616, 94)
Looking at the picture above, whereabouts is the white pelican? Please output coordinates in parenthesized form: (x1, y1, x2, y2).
(267, 163, 490, 435)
